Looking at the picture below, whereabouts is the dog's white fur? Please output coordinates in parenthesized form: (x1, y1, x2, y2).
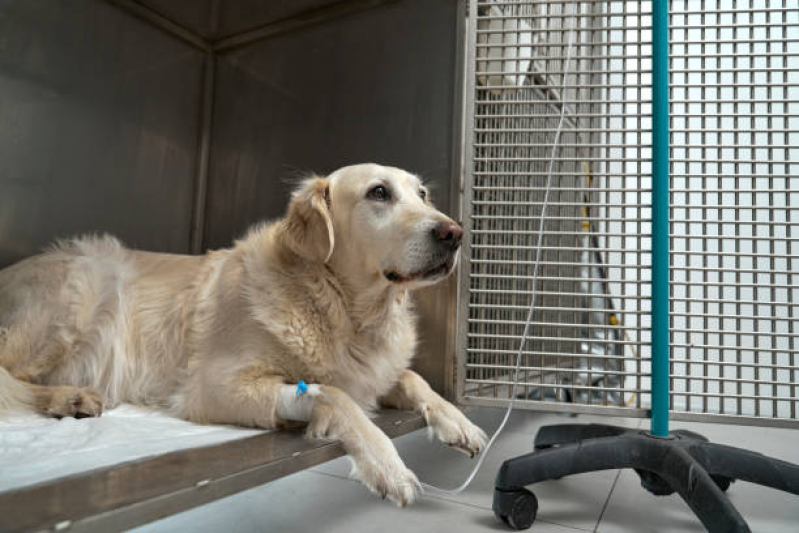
(0, 163, 486, 506)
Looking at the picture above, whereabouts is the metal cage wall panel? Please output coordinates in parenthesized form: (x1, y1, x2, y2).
(0, 0, 463, 398)
(0, 1, 465, 529)
(459, 0, 799, 427)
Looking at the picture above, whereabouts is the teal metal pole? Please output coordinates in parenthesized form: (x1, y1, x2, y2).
(651, 0, 670, 437)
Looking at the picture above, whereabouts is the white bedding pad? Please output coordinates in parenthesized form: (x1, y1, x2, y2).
(0, 404, 262, 492)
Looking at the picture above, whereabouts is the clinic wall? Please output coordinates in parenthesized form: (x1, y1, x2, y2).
(0, 0, 204, 267)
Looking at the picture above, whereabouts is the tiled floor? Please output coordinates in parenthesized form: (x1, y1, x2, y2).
(135, 408, 799, 532)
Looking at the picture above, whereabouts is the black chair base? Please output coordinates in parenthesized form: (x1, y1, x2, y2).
(492, 423, 799, 531)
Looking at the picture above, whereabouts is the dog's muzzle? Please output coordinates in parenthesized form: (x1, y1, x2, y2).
(384, 221, 463, 284)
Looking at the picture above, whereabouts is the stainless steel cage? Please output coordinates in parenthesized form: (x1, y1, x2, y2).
(0, 1, 464, 529)
(458, 0, 798, 428)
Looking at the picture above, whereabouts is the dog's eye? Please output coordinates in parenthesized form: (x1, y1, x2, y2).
(366, 185, 390, 202)
(419, 189, 427, 201)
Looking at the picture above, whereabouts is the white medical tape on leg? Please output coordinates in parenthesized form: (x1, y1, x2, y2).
(275, 382, 321, 422)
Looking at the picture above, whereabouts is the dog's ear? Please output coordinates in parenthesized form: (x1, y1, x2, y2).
(280, 175, 334, 263)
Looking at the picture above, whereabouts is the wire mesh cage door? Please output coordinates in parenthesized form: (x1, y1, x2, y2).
(457, 0, 799, 428)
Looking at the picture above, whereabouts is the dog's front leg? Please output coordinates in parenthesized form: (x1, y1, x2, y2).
(202, 370, 418, 505)
(282, 383, 420, 507)
(381, 370, 487, 457)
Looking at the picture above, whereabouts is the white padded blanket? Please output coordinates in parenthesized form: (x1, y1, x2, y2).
(0, 404, 262, 492)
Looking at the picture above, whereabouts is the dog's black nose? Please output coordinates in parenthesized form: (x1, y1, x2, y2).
(432, 221, 463, 248)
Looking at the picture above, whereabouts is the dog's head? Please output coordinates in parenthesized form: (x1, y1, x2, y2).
(280, 163, 462, 290)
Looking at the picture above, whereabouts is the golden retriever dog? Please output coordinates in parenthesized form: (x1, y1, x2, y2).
(0, 163, 486, 505)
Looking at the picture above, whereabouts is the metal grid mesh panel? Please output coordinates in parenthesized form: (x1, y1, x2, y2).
(668, 0, 798, 421)
(460, 0, 799, 426)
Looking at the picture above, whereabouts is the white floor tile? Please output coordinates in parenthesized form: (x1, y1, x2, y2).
(597, 420, 799, 532)
(132, 408, 799, 533)
(313, 409, 643, 531)
(599, 466, 799, 533)
(133, 469, 587, 533)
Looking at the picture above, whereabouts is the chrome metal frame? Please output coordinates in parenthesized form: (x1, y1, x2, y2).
(456, 0, 481, 404)
(190, 51, 216, 254)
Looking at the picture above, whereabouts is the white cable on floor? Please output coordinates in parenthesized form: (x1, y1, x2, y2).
(419, 11, 578, 497)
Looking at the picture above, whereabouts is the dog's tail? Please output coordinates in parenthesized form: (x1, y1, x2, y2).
(0, 366, 33, 415)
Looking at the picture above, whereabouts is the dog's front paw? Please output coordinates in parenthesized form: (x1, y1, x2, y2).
(45, 387, 104, 419)
(350, 451, 420, 507)
(425, 401, 488, 458)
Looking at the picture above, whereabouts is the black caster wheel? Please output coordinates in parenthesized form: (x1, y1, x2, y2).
(493, 488, 538, 530)
(635, 469, 675, 496)
(712, 475, 734, 493)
